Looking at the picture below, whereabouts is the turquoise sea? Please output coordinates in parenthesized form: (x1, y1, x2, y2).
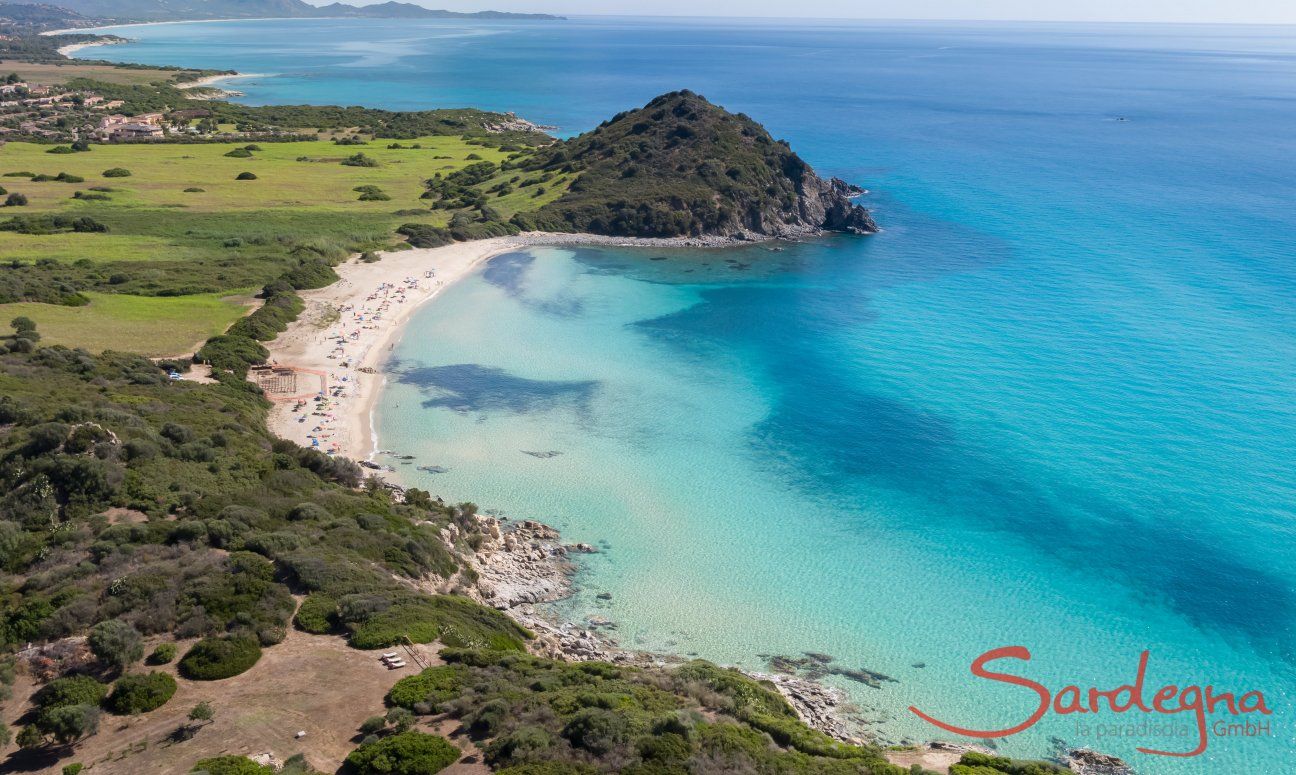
(84, 18, 1296, 772)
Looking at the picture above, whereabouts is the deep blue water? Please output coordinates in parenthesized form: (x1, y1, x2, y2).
(83, 18, 1296, 772)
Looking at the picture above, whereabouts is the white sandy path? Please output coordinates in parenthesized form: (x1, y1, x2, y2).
(264, 236, 526, 463)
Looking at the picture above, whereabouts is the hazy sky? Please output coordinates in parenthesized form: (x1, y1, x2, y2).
(353, 0, 1296, 24)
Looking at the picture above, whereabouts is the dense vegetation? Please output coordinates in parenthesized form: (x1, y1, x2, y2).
(951, 752, 1068, 775)
(0, 338, 526, 663)
(513, 90, 876, 238)
(381, 648, 906, 774)
(346, 730, 461, 775)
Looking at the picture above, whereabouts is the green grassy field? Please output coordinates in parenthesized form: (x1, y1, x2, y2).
(0, 60, 188, 86)
(0, 136, 571, 352)
(0, 290, 252, 355)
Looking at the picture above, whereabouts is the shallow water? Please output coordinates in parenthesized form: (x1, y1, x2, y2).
(90, 17, 1296, 771)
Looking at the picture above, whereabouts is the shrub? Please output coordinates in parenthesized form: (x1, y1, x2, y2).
(485, 726, 554, 766)
(294, 593, 339, 634)
(494, 765, 596, 775)
(63, 764, 84, 775)
(34, 676, 106, 719)
(341, 153, 379, 168)
(149, 642, 178, 664)
(190, 756, 274, 775)
(235, 172, 258, 180)
(561, 708, 629, 755)
(102, 168, 132, 177)
(89, 619, 144, 670)
(387, 664, 469, 711)
(343, 594, 528, 651)
(179, 635, 262, 680)
(224, 148, 253, 158)
(196, 335, 268, 377)
(4, 193, 27, 207)
(106, 671, 177, 714)
(184, 187, 206, 192)
(47, 145, 75, 154)
(346, 731, 459, 775)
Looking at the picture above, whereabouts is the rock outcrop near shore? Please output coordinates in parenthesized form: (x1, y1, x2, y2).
(518, 90, 878, 240)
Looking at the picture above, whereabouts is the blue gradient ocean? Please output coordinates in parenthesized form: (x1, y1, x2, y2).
(84, 18, 1296, 772)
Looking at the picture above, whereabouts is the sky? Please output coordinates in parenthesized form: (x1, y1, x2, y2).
(335, 0, 1296, 24)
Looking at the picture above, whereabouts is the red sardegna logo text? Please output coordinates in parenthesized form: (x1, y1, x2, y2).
(908, 646, 1272, 758)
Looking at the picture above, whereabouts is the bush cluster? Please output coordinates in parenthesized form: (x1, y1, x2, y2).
(179, 635, 262, 680)
(106, 671, 177, 714)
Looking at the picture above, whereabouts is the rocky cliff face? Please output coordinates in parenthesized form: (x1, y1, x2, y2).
(520, 90, 877, 241)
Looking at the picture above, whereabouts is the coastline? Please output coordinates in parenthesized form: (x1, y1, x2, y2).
(261, 232, 760, 465)
(256, 230, 894, 751)
(54, 38, 124, 57)
(263, 236, 525, 463)
(44, 18, 300, 37)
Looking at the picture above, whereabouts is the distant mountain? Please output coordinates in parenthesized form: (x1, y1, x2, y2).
(312, 1, 560, 18)
(0, 1, 89, 23)
(9, 0, 562, 23)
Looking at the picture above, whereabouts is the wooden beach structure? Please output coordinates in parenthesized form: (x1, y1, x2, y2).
(249, 364, 328, 402)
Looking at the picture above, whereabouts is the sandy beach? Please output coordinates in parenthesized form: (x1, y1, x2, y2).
(263, 236, 527, 463)
(262, 231, 747, 465)
(54, 38, 123, 57)
(173, 71, 268, 92)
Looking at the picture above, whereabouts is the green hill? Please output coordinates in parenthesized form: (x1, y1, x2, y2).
(518, 90, 877, 240)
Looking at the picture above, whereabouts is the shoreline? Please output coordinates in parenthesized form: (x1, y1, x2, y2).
(44, 18, 304, 37)
(257, 231, 894, 751)
(263, 236, 524, 462)
(54, 38, 124, 57)
(261, 232, 761, 465)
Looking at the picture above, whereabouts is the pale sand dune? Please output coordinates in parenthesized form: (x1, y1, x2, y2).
(263, 237, 526, 463)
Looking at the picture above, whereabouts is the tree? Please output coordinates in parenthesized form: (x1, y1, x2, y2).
(88, 619, 144, 671)
(189, 701, 215, 724)
(386, 706, 415, 733)
(10, 316, 36, 336)
(16, 724, 44, 749)
(43, 704, 100, 745)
